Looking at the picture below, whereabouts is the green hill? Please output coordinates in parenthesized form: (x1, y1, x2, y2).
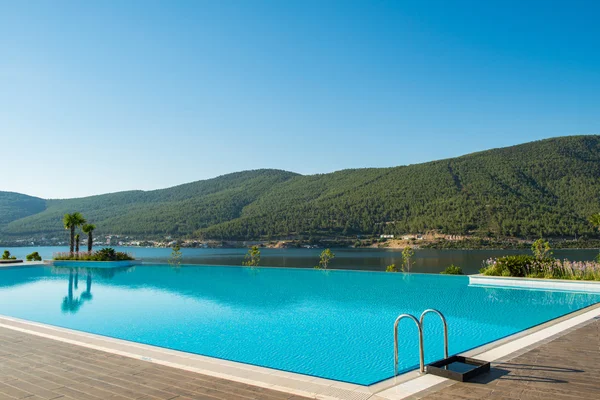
(1, 170, 298, 238)
(2, 136, 600, 241)
(0, 192, 46, 228)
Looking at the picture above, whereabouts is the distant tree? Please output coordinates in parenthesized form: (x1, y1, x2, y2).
(169, 243, 183, 267)
(82, 224, 96, 252)
(531, 238, 552, 260)
(26, 251, 42, 261)
(402, 246, 415, 272)
(2, 250, 16, 260)
(63, 213, 86, 255)
(243, 245, 261, 267)
(75, 234, 80, 256)
(315, 248, 335, 269)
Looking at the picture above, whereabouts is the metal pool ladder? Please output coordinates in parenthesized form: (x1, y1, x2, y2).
(393, 309, 449, 375)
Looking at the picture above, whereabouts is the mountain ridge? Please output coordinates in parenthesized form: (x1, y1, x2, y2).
(1, 136, 599, 241)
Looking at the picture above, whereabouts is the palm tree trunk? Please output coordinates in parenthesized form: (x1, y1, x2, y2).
(88, 232, 93, 252)
(75, 237, 80, 254)
(70, 226, 75, 255)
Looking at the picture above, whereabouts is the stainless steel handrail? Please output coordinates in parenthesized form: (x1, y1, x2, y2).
(419, 309, 449, 360)
(393, 314, 424, 375)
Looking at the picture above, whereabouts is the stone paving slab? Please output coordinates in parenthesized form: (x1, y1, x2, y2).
(414, 318, 600, 400)
(0, 326, 311, 400)
(2, 316, 600, 399)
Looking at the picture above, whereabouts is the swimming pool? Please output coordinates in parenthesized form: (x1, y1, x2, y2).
(0, 265, 598, 385)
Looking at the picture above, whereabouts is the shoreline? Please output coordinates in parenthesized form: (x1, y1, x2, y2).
(1, 243, 599, 251)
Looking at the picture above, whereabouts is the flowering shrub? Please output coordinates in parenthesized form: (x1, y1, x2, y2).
(53, 248, 134, 261)
(481, 256, 600, 281)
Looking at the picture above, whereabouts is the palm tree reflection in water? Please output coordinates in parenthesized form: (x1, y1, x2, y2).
(57, 266, 133, 314)
(61, 269, 82, 313)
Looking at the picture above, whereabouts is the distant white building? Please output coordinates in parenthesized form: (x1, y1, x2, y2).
(380, 234, 394, 239)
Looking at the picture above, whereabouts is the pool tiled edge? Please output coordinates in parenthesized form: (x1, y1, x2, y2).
(2, 303, 600, 400)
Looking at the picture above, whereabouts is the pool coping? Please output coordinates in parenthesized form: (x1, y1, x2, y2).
(1, 301, 600, 400)
(469, 273, 600, 292)
(0, 260, 45, 269)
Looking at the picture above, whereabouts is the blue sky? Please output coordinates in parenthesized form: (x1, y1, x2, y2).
(1, 0, 598, 199)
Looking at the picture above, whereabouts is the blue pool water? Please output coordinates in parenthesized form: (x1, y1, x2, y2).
(0, 265, 598, 385)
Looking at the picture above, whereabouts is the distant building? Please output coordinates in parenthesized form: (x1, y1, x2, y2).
(380, 234, 394, 239)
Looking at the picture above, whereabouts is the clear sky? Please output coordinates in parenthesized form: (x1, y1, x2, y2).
(1, 0, 598, 199)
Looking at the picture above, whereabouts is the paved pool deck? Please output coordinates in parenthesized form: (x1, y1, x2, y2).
(414, 317, 600, 400)
(0, 315, 599, 400)
(0, 326, 310, 400)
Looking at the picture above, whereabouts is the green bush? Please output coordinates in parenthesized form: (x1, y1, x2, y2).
(481, 255, 537, 277)
(1, 250, 16, 260)
(386, 264, 397, 272)
(441, 265, 463, 275)
(481, 255, 556, 278)
(26, 251, 42, 261)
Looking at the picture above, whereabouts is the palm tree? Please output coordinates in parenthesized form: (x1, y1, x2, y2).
(63, 213, 86, 255)
(82, 224, 96, 253)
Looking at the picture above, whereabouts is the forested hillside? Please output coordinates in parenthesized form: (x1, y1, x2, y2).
(1, 170, 298, 238)
(0, 192, 46, 228)
(1, 136, 600, 241)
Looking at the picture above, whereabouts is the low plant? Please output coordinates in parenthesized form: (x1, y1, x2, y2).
(441, 265, 463, 275)
(2, 250, 16, 260)
(386, 264, 397, 272)
(26, 251, 42, 261)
